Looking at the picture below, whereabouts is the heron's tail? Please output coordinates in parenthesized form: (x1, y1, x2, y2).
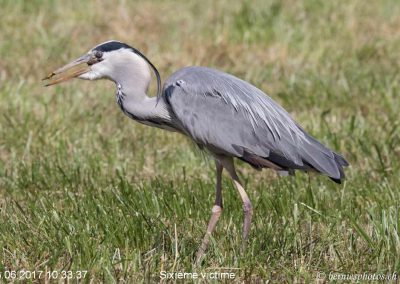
(299, 133, 349, 184)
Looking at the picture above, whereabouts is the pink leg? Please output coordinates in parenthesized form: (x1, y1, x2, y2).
(220, 157, 253, 250)
(195, 161, 223, 264)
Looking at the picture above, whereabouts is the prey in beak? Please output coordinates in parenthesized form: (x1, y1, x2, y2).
(43, 52, 100, 86)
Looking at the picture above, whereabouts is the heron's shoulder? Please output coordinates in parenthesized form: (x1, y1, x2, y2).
(164, 66, 233, 87)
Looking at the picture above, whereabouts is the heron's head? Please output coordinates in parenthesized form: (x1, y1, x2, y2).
(44, 40, 160, 93)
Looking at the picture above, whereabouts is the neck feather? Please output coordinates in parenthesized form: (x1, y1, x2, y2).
(113, 54, 174, 130)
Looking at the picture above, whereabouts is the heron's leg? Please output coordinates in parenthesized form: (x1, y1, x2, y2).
(221, 157, 253, 248)
(195, 161, 223, 264)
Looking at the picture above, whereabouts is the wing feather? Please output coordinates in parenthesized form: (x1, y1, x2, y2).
(164, 66, 348, 180)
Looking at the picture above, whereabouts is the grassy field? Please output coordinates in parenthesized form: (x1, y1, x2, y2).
(1, 0, 399, 282)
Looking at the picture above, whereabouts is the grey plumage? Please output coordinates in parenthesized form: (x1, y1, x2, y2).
(163, 66, 348, 183)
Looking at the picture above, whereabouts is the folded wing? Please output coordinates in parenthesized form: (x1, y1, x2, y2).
(164, 66, 348, 182)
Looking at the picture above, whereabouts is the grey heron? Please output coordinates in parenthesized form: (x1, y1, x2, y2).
(44, 40, 349, 262)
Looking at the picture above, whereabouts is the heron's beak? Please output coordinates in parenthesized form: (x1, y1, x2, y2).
(43, 54, 92, 86)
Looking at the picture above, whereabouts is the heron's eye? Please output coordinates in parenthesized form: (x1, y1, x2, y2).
(94, 51, 103, 59)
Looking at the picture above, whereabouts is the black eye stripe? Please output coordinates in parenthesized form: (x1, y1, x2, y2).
(91, 40, 162, 98)
(93, 41, 131, 52)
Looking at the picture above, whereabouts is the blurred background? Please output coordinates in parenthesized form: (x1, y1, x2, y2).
(0, 0, 399, 282)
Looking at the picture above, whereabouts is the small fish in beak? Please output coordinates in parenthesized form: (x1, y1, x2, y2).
(43, 54, 93, 86)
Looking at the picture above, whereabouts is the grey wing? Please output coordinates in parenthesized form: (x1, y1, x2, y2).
(163, 66, 348, 181)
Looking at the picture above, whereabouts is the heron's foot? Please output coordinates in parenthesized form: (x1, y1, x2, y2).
(195, 205, 222, 265)
(241, 201, 253, 253)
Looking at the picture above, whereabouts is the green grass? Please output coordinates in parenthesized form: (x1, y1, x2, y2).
(1, 0, 400, 282)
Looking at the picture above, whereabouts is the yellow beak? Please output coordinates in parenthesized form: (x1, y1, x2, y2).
(43, 54, 92, 86)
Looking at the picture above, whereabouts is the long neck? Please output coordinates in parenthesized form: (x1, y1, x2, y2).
(112, 53, 174, 129)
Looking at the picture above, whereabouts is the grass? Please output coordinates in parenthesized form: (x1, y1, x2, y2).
(0, 0, 400, 282)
